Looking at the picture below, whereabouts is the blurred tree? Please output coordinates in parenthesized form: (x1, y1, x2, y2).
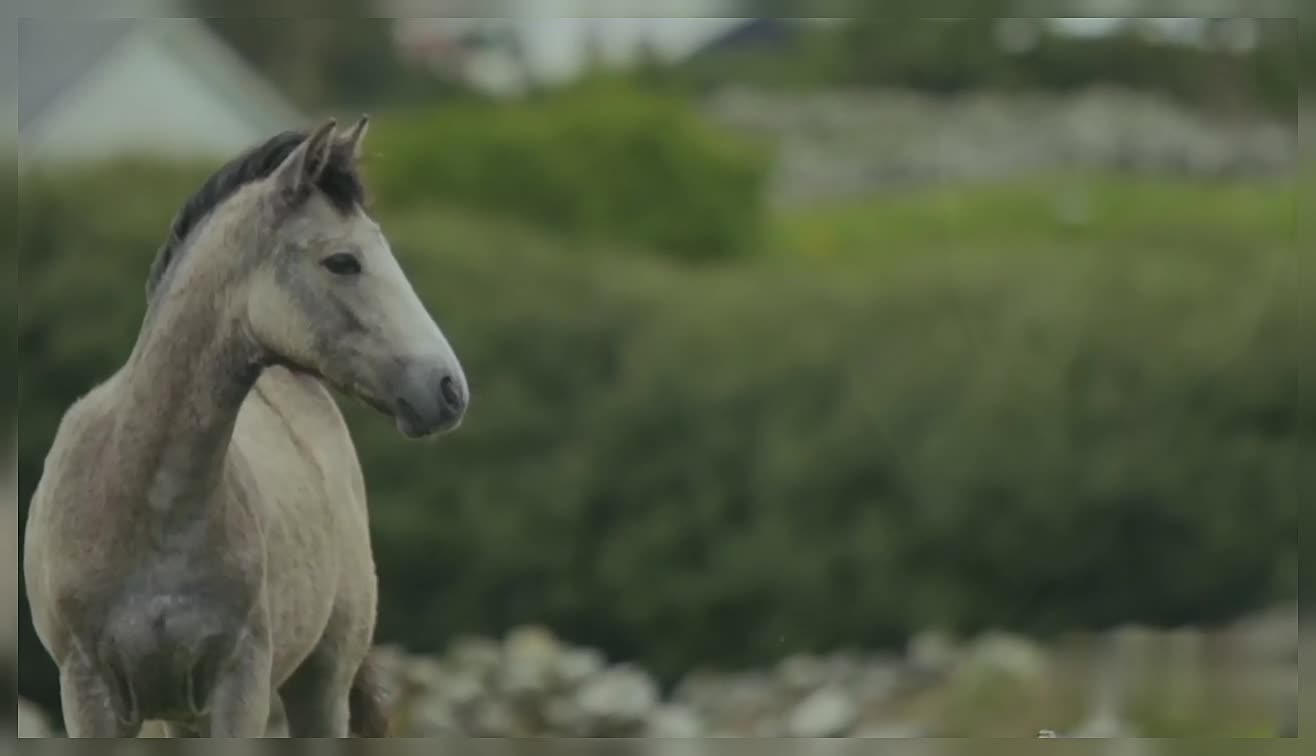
(189, 0, 460, 111)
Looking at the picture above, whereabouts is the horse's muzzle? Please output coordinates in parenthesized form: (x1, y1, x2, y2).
(392, 359, 468, 438)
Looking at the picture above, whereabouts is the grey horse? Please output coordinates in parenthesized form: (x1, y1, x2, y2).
(23, 117, 468, 737)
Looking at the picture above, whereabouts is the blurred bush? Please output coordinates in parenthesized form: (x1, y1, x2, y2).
(367, 84, 770, 262)
(16, 161, 1305, 715)
(670, 17, 1300, 117)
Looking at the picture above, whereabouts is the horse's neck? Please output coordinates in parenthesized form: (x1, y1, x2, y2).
(111, 279, 261, 525)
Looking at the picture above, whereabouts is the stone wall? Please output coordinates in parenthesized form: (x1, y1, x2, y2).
(16, 603, 1296, 739)
(367, 605, 1296, 739)
(701, 87, 1300, 206)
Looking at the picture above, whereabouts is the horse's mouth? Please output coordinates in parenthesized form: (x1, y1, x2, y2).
(320, 372, 393, 419)
(354, 388, 434, 439)
(356, 390, 395, 419)
(323, 369, 460, 440)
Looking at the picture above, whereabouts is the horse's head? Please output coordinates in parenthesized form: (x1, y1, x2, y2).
(244, 118, 468, 438)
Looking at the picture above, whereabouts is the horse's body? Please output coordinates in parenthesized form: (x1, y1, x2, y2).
(23, 119, 467, 737)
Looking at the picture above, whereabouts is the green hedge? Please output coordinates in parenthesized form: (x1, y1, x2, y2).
(367, 85, 770, 262)
(15, 162, 1305, 715)
(663, 16, 1300, 116)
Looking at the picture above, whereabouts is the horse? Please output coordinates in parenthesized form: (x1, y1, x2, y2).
(22, 117, 468, 737)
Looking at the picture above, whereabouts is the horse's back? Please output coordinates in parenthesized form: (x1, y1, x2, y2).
(233, 366, 376, 682)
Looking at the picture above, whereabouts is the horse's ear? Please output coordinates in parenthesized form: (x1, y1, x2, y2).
(273, 118, 337, 197)
(335, 114, 370, 163)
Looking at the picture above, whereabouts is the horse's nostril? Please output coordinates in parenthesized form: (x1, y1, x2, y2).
(438, 375, 463, 412)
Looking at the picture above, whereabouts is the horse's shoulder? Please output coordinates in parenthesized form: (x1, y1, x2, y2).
(24, 374, 122, 641)
(39, 374, 122, 483)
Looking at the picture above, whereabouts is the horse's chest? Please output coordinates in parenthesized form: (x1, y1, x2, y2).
(64, 541, 258, 641)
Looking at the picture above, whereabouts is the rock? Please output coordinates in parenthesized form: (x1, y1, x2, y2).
(468, 698, 532, 737)
(675, 670, 785, 725)
(908, 628, 960, 676)
(702, 87, 1298, 206)
(402, 655, 446, 690)
(437, 670, 486, 710)
(945, 631, 1050, 725)
(499, 625, 562, 697)
(575, 664, 660, 734)
(1223, 604, 1298, 663)
(851, 661, 904, 705)
(543, 697, 590, 735)
(777, 653, 829, 691)
(785, 686, 858, 737)
(553, 647, 606, 689)
(962, 632, 1048, 688)
(646, 704, 704, 738)
(408, 695, 461, 736)
(18, 698, 52, 738)
(446, 635, 502, 682)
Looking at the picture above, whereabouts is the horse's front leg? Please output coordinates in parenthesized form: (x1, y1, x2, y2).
(206, 636, 274, 738)
(266, 693, 290, 737)
(59, 652, 138, 738)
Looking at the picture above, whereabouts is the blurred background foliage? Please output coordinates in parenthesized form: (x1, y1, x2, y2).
(13, 4, 1308, 731)
(15, 158, 1306, 686)
(368, 83, 771, 261)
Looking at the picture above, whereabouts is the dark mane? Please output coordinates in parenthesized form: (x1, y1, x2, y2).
(145, 129, 365, 302)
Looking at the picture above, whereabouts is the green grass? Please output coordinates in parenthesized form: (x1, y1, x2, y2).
(769, 173, 1299, 265)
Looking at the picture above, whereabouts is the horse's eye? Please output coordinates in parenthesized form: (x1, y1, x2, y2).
(322, 253, 362, 276)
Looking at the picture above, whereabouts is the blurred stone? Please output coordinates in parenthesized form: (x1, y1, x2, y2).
(703, 87, 1297, 206)
(777, 653, 829, 691)
(360, 606, 1299, 737)
(500, 624, 563, 697)
(1224, 604, 1298, 663)
(447, 635, 502, 681)
(785, 686, 857, 737)
(543, 697, 590, 735)
(646, 703, 704, 737)
(438, 670, 486, 709)
(138, 721, 169, 737)
(18, 698, 52, 738)
(820, 652, 864, 687)
(963, 632, 1048, 686)
(852, 661, 904, 704)
(908, 628, 960, 676)
(675, 670, 782, 723)
(402, 655, 446, 690)
(947, 630, 1050, 720)
(554, 646, 606, 689)
(408, 695, 461, 736)
(468, 698, 532, 737)
(576, 664, 660, 734)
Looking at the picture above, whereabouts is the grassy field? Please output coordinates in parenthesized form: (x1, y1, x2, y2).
(769, 173, 1298, 262)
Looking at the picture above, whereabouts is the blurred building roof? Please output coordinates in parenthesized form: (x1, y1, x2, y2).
(17, 17, 305, 167)
(17, 20, 136, 133)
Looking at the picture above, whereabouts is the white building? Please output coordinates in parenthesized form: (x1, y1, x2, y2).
(385, 0, 764, 97)
(16, 15, 304, 168)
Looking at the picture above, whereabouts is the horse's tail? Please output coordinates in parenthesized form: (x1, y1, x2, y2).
(349, 652, 391, 737)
